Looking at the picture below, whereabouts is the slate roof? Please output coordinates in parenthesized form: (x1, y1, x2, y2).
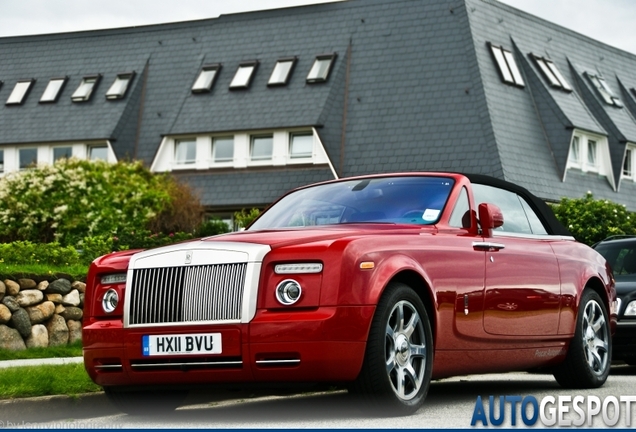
(1, 0, 636, 210)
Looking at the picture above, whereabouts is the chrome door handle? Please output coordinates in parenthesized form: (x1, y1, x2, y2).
(472, 241, 505, 251)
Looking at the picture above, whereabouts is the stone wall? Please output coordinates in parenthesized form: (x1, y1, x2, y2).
(0, 278, 84, 350)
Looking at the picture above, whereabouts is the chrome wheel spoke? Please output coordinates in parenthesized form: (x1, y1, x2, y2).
(386, 352, 396, 374)
(404, 313, 420, 338)
(591, 313, 605, 333)
(410, 343, 426, 358)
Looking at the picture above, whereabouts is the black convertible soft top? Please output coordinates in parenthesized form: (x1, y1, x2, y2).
(465, 173, 571, 237)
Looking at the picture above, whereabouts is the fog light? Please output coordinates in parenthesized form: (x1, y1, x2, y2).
(625, 300, 636, 317)
(102, 289, 119, 313)
(276, 280, 302, 305)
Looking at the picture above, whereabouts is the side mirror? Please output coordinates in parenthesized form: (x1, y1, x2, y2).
(478, 203, 504, 237)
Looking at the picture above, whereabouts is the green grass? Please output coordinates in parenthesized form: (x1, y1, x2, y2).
(0, 363, 101, 399)
(0, 341, 83, 361)
(0, 263, 88, 282)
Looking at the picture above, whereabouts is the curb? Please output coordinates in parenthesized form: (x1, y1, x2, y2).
(0, 392, 119, 424)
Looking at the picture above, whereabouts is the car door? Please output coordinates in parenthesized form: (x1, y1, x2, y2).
(473, 184, 561, 336)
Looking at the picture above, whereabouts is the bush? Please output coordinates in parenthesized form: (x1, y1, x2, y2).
(552, 192, 636, 245)
(0, 241, 81, 266)
(197, 218, 231, 237)
(234, 208, 261, 230)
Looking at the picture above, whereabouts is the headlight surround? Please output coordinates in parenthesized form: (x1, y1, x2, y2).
(102, 289, 119, 314)
(275, 279, 302, 305)
(624, 300, 636, 317)
(274, 263, 323, 274)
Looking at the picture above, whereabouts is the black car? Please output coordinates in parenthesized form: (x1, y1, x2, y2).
(593, 236, 636, 364)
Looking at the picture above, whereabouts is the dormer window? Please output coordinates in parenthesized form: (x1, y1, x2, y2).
(175, 139, 196, 165)
(72, 75, 101, 102)
(624, 146, 635, 179)
(6, 79, 35, 105)
(567, 131, 610, 177)
(290, 133, 313, 158)
(530, 55, 572, 91)
(106, 72, 135, 100)
(40, 77, 67, 103)
(192, 64, 221, 93)
(268, 58, 296, 86)
(230, 61, 258, 89)
(0, 149, 4, 173)
(488, 43, 524, 88)
(586, 73, 622, 107)
(307, 54, 336, 83)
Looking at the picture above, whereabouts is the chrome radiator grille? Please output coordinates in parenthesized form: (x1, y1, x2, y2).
(128, 263, 247, 325)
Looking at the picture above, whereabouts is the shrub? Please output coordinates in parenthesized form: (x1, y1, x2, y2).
(0, 241, 81, 266)
(197, 218, 231, 237)
(551, 192, 636, 246)
(234, 208, 261, 230)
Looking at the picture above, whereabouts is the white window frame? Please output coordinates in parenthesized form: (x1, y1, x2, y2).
(586, 73, 622, 107)
(72, 75, 101, 102)
(622, 144, 636, 181)
(192, 64, 221, 93)
(566, 131, 612, 179)
(174, 139, 197, 166)
(40, 77, 67, 103)
(268, 58, 296, 86)
(6, 80, 35, 105)
(212, 137, 234, 165)
(52, 146, 73, 163)
(106, 72, 135, 100)
(250, 135, 274, 163)
(531, 55, 572, 91)
(488, 43, 524, 87)
(307, 54, 337, 83)
(230, 61, 258, 89)
(17, 147, 38, 170)
(0, 149, 4, 173)
(288, 132, 314, 160)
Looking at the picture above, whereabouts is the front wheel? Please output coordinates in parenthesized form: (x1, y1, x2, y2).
(553, 289, 611, 388)
(350, 282, 433, 415)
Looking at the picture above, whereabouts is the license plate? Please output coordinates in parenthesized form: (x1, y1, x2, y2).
(142, 333, 222, 356)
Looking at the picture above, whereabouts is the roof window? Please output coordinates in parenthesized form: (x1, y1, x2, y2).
(268, 57, 297, 86)
(230, 61, 258, 89)
(585, 73, 622, 107)
(6, 79, 35, 105)
(530, 55, 572, 91)
(40, 77, 67, 103)
(307, 54, 336, 83)
(488, 43, 524, 87)
(106, 72, 135, 100)
(71, 75, 101, 102)
(192, 64, 221, 93)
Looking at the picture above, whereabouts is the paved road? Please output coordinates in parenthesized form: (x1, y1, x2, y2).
(8, 364, 636, 429)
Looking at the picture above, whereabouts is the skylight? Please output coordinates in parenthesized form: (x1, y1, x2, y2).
(40, 77, 67, 103)
(6, 79, 35, 105)
(192, 64, 221, 93)
(268, 58, 296, 86)
(230, 61, 258, 89)
(488, 43, 524, 88)
(106, 72, 135, 100)
(71, 75, 101, 102)
(586, 73, 622, 107)
(307, 54, 336, 83)
(531, 55, 572, 91)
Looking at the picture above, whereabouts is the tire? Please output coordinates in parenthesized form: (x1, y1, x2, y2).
(553, 289, 611, 388)
(350, 282, 433, 415)
(104, 387, 188, 415)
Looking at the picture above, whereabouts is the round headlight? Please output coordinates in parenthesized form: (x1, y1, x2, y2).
(625, 300, 636, 317)
(102, 289, 119, 313)
(276, 280, 302, 305)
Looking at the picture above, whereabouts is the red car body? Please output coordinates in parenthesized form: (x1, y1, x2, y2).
(83, 173, 616, 414)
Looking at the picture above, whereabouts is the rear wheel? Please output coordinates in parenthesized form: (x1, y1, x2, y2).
(104, 387, 188, 415)
(351, 282, 433, 415)
(553, 289, 611, 388)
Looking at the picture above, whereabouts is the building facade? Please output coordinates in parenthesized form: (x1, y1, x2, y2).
(1, 0, 636, 219)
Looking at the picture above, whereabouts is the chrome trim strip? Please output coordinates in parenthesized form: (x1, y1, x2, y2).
(617, 320, 636, 327)
(492, 231, 576, 241)
(130, 361, 243, 368)
(95, 364, 123, 370)
(255, 359, 301, 365)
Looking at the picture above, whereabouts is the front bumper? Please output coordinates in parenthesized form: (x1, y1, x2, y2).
(612, 319, 636, 361)
(83, 305, 374, 388)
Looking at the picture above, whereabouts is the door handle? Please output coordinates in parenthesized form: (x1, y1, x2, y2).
(472, 241, 505, 251)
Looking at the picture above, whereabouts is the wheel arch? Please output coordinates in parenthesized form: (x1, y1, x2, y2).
(582, 276, 610, 310)
(388, 270, 437, 345)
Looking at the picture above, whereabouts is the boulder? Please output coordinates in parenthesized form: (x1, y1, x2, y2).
(0, 280, 5, 301)
(60, 306, 83, 321)
(0, 304, 11, 324)
(46, 315, 69, 346)
(79, 293, 85, 308)
(67, 320, 82, 344)
(2, 296, 20, 312)
(26, 301, 55, 324)
(16, 289, 44, 307)
(4, 279, 20, 296)
(55, 304, 66, 315)
(10, 308, 32, 338)
(18, 278, 37, 290)
(46, 293, 63, 304)
(0, 325, 26, 351)
(72, 281, 87, 294)
(62, 290, 80, 307)
(46, 279, 72, 295)
(26, 324, 49, 348)
(37, 280, 49, 291)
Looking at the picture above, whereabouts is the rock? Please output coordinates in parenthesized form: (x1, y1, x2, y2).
(79, 293, 85, 308)
(18, 278, 37, 290)
(2, 296, 20, 312)
(26, 301, 55, 324)
(0, 304, 11, 324)
(46, 279, 72, 295)
(46, 293, 63, 304)
(26, 324, 49, 348)
(62, 290, 80, 307)
(67, 320, 82, 344)
(0, 325, 26, 351)
(46, 315, 69, 346)
(37, 280, 49, 291)
(72, 281, 86, 294)
(16, 289, 44, 307)
(10, 308, 32, 338)
(0, 280, 5, 301)
(60, 306, 83, 321)
(55, 304, 66, 315)
(4, 279, 20, 296)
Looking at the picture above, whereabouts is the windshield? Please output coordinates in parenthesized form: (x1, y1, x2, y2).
(249, 176, 455, 230)
(595, 241, 636, 276)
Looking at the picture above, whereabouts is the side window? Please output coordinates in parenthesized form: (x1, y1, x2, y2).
(519, 197, 548, 235)
(472, 184, 532, 234)
(449, 187, 471, 228)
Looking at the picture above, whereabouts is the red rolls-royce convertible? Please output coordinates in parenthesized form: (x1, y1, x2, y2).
(83, 172, 616, 415)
